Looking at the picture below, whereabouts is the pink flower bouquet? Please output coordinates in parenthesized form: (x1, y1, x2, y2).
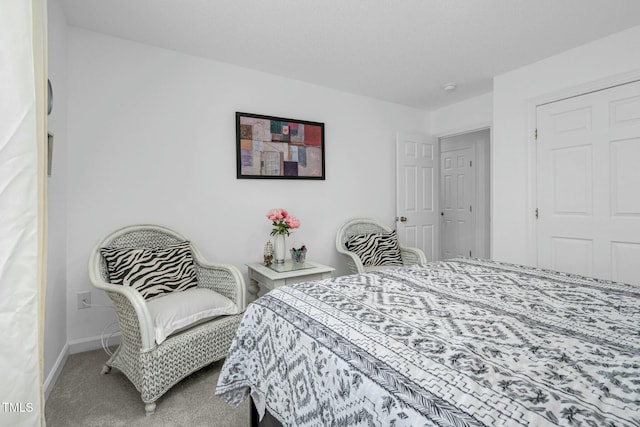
(266, 208, 300, 236)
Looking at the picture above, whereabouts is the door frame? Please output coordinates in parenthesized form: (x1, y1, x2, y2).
(526, 69, 640, 267)
(436, 126, 492, 260)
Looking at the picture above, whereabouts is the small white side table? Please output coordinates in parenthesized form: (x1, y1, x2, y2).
(246, 260, 335, 302)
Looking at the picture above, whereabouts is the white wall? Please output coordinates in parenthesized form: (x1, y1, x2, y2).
(430, 93, 492, 137)
(493, 25, 640, 264)
(44, 0, 69, 394)
(65, 28, 429, 344)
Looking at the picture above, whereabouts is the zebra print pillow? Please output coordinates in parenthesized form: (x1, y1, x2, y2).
(345, 230, 403, 267)
(101, 241, 198, 301)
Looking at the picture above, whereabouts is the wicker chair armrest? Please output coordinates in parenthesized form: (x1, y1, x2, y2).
(400, 246, 428, 265)
(336, 245, 366, 275)
(88, 250, 156, 351)
(190, 248, 247, 312)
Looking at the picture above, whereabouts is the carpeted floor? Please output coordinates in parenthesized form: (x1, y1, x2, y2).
(45, 348, 250, 427)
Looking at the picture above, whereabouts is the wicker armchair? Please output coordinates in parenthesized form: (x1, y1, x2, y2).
(88, 224, 246, 416)
(336, 217, 427, 274)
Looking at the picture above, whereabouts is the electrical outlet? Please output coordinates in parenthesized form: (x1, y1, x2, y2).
(77, 291, 91, 309)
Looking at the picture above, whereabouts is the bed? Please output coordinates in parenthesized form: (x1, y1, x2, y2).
(215, 258, 640, 426)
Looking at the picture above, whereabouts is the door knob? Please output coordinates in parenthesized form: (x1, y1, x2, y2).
(399, 216, 407, 222)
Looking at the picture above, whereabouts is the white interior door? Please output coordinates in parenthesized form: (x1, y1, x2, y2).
(440, 145, 475, 259)
(536, 79, 640, 285)
(396, 132, 438, 261)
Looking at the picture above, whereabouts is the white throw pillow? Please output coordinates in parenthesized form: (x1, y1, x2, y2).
(146, 287, 239, 345)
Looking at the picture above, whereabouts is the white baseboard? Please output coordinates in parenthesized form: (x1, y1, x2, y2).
(44, 334, 122, 400)
(67, 333, 121, 355)
(44, 343, 68, 401)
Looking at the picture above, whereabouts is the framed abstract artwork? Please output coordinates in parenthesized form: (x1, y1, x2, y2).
(236, 112, 325, 180)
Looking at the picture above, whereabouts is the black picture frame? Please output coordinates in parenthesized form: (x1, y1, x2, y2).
(236, 112, 325, 180)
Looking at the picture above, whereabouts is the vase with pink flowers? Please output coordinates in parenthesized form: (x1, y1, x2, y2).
(266, 208, 300, 264)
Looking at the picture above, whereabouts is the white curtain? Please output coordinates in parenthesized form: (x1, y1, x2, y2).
(0, 1, 47, 426)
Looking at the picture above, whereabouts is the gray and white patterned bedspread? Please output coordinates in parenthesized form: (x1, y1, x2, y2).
(215, 259, 640, 426)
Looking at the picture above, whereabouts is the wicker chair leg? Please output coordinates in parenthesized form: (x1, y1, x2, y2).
(144, 401, 156, 416)
(101, 365, 111, 375)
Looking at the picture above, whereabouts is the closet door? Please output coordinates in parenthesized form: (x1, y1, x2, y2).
(536, 80, 640, 285)
(440, 145, 475, 259)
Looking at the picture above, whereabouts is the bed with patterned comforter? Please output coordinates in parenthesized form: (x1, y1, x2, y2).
(215, 258, 640, 426)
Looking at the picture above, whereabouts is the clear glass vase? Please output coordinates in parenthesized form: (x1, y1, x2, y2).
(273, 234, 286, 264)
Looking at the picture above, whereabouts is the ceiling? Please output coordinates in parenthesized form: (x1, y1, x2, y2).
(59, 0, 640, 110)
